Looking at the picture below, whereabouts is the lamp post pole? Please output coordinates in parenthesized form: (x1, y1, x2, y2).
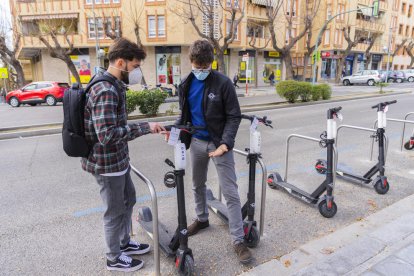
(385, 27, 392, 83)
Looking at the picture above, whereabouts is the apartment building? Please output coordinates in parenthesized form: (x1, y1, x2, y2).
(11, 0, 411, 86)
(392, 0, 414, 70)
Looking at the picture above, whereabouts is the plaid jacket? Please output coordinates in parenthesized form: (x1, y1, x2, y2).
(81, 71, 150, 175)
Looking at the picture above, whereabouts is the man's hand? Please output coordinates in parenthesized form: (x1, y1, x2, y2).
(149, 122, 166, 134)
(208, 144, 228, 157)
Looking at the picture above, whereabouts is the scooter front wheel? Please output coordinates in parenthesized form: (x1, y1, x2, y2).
(318, 199, 337, 218)
(180, 255, 194, 276)
(315, 160, 327, 174)
(244, 224, 260, 248)
(404, 140, 414, 150)
(374, 178, 389, 195)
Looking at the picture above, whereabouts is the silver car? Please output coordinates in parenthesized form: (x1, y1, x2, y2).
(342, 70, 382, 86)
(402, 69, 414, 82)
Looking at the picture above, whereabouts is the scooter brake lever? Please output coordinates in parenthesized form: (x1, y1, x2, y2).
(165, 158, 175, 169)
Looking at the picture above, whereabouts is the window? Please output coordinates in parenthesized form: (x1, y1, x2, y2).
(324, 29, 330, 45)
(148, 16, 156, 38)
(113, 0, 120, 2)
(95, 0, 101, 4)
(226, 20, 239, 40)
(37, 83, 52, 89)
(23, 84, 37, 91)
(86, 0, 92, 4)
(147, 15, 165, 38)
(406, 25, 409, 36)
(409, 5, 413, 17)
(247, 24, 264, 38)
(88, 18, 104, 39)
(286, 0, 297, 16)
(399, 24, 403, 35)
(337, 4, 345, 21)
(412, 27, 414, 37)
(114, 16, 121, 38)
(104, 0, 110, 3)
(285, 28, 297, 44)
(402, 2, 407, 14)
(157, 16, 165, 37)
(202, 0, 219, 39)
(326, 4, 332, 20)
(334, 29, 341, 45)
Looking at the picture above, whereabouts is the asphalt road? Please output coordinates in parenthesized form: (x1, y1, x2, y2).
(1, 93, 414, 275)
(0, 82, 412, 129)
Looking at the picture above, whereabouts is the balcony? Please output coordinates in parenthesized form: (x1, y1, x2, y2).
(355, 19, 385, 33)
(354, 43, 383, 53)
(357, 0, 387, 10)
(21, 34, 85, 49)
(14, 0, 80, 15)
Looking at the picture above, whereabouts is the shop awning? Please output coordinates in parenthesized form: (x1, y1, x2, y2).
(21, 13, 78, 21)
(251, 0, 276, 7)
(247, 16, 269, 23)
(358, 5, 373, 17)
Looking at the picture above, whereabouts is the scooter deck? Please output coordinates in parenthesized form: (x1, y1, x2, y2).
(207, 197, 229, 223)
(336, 170, 372, 185)
(138, 219, 176, 257)
(274, 180, 319, 204)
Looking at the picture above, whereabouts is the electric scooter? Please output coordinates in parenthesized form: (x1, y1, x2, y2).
(137, 124, 200, 275)
(314, 100, 396, 195)
(206, 114, 272, 247)
(267, 107, 342, 218)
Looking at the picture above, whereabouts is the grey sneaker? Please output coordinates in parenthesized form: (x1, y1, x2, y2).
(234, 242, 253, 264)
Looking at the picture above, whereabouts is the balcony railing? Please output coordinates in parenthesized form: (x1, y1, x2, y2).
(15, 0, 80, 14)
(355, 19, 385, 33)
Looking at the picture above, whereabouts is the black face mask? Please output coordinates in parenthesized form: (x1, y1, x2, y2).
(121, 61, 129, 84)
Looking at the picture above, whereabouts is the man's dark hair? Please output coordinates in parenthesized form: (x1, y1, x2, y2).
(108, 38, 146, 63)
(189, 40, 214, 66)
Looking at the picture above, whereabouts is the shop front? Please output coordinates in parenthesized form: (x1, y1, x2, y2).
(238, 50, 256, 84)
(356, 53, 365, 72)
(321, 51, 337, 80)
(261, 51, 281, 85)
(155, 46, 181, 86)
(212, 49, 230, 76)
(371, 54, 382, 70)
(345, 55, 354, 76)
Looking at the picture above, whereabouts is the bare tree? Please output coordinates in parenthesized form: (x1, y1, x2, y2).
(126, 0, 145, 48)
(0, 6, 25, 87)
(406, 41, 414, 68)
(335, 26, 362, 83)
(364, 33, 380, 69)
(172, 0, 245, 74)
(392, 38, 408, 57)
(251, 0, 316, 80)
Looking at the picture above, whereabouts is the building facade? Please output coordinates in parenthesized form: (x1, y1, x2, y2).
(11, 0, 414, 86)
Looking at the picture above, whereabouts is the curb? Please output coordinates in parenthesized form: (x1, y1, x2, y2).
(239, 193, 414, 276)
(0, 91, 411, 140)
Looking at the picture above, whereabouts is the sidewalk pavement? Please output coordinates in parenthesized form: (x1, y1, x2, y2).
(241, 193, 414, 276)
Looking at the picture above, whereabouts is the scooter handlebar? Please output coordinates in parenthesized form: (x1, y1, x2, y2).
(241, 114, 273, 128)
(371, 100, 397, 109)
(330, 106, 342, 113)
(164, 124, 204, 134)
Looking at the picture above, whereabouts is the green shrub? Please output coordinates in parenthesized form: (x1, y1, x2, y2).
(319, 84, 332, 100)
(126, 90, 140, 114)
(311, 85, 322, 101)
(136, 88, 167, 116)
(276, 80, 299, 103)
(297, 82, 313, 102)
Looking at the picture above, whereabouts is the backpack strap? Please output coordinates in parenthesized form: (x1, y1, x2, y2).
(85, 74, 120, 95)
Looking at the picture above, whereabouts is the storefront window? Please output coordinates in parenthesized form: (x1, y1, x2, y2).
(156, 47, 181, 86)
(238, 51, 256, 84)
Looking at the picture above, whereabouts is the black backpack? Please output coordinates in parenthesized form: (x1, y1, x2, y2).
(62, 75, 118, 158)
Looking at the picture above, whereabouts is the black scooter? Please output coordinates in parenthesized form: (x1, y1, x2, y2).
(138, 124, 200, 275)
(207, 114, 272, 247)
(268, 107, 342, 218)
(314, 100, 396, 195)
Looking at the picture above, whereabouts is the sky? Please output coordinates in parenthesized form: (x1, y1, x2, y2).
(0, 0, 12, 49)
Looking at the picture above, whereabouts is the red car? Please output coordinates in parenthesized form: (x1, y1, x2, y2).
(6, 81, 69, 107)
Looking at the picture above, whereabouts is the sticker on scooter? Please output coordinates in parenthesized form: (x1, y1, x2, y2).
(337, 113, 343, 121)
(168, 127, 181, 146)
(180, 229, 188, 235)
(250, 117, 259, 133)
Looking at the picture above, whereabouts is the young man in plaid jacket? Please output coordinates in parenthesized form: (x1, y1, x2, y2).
(82, 38, 164, 272)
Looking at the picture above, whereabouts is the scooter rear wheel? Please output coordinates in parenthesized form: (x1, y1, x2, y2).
(180, 255, 194, 276)
(374, 178, 389, 195)
(318, 199, 337, 218)
(244, 224, 260, 248)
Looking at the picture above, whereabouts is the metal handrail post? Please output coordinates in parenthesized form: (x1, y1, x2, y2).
(284, 134, 321, 182)
(233, 148, 267, 237)
(130, 165, 160, 276)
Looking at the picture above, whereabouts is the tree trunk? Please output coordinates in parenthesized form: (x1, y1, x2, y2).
(336, 57, 347, 84)
(303, 54, 310, 81)
(11, 60, 25, 87)
(365, 54, 372, 70)
(283, 51, 294, 80)
(63, 56, 81, 84)
(216, 51, 226, 75)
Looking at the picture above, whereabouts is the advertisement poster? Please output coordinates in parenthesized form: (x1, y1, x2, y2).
(156, 54, 168, 84)
(70, 55, 91, 84)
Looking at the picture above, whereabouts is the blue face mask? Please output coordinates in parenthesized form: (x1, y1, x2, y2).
(192, 67, 211, 81)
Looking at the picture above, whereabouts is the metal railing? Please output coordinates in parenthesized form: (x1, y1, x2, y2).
(284, 134, 338, 187)
(130, 165, 160, 276)
(216, 148, 268, 237)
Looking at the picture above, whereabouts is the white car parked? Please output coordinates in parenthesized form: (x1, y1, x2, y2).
(402, 69, 414, 82)
(342, 70, 382, 86)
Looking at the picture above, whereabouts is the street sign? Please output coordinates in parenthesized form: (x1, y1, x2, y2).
(246, 70, 252, 78)
(372, 0, 379, 17)
(0, 68, 8, 79)
(242, 54, 249, 62)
